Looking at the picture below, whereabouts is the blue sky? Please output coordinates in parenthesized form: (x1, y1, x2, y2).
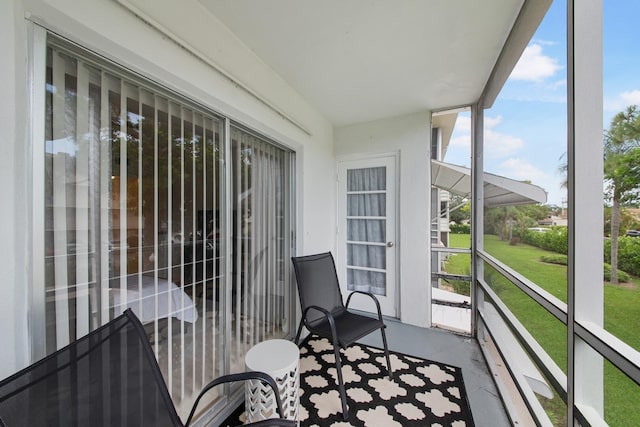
(444, 1, 640, 207)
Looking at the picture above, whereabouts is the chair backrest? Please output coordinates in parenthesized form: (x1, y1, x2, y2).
(291, 252, 345, 324)
(0, 309, 181, 427)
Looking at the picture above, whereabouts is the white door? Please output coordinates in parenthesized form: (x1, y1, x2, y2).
(337, 155, 397, 317)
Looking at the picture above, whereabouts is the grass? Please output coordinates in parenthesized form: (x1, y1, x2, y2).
(445, 234, 640, 426)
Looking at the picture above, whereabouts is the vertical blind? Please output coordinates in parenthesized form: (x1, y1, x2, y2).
(44, 41, 226, 419)
(41, 37, 293, 423)
(230, 127, 291, 370)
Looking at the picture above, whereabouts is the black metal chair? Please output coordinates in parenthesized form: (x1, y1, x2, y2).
(186, 372, 296, 427)
(0, 309, 295, 427)
(291, 251, 393, 420)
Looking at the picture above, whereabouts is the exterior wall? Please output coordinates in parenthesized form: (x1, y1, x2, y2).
(1, 0, 335, 378)
(335, 112, 431, 327)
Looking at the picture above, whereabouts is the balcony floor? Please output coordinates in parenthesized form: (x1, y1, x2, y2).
(358, 317, 511, 427)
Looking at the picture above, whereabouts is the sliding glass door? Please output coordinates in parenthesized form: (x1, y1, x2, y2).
(37, 33, 293, 423)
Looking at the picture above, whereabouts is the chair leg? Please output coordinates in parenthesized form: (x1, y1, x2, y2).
(380, 326, 393, 380)
(332, 341, 349, 420)
(294, 319, 304, 344)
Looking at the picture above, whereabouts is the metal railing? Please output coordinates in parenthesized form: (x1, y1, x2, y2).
(476, 249, 640, 426)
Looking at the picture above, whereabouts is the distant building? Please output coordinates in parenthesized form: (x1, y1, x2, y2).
(538, 215, 568, 227)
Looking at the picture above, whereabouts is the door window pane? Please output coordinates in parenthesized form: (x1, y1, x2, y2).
(347, 193, 386, 216)
(345, 166, 388, 295)
(347, 269, 386, 296)
(347, 219, 386, 243)
(347, 244, 386, 269)
(347, 166, 386, 191)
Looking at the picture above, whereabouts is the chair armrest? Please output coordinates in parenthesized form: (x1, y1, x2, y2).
(184, 371, 288, 427)
(302, 305, 340, 344)
(345, 290, 384, 321)
(302, 305, 334, 325)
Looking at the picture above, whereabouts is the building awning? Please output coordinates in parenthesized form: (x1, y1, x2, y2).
(431, 159, 547, 208)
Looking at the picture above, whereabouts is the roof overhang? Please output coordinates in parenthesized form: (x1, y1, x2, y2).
(431, 159, 548, 208)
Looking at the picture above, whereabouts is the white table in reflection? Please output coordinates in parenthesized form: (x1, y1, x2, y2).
(109, 274, 198, 323)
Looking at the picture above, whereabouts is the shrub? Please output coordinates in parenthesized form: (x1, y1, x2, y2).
(604, 236, 640, 277)
(522, 226, 568, 255)
(539, 254, 630, 282)
(449, 279, 471, 296)
(450, 223, 471, 234)
(540, 254, 567, 265)
(604, 264, 631, 283)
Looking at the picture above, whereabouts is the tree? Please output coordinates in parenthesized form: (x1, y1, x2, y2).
(604, 205, 638, 236)
(604, 105, 640, 284)
(558, 152, 568, 190)
(448, 194, 471, 224)
(517, 204, 551, 223)
(484, 204, 550, 241)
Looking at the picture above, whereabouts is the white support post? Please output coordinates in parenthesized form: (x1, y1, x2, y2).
(567, 0, 604, 422)
(471, 102, 484, 337)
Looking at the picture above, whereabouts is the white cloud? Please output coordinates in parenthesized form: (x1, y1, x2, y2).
(510, 44, 562, 82)
(448, 115, 471, 150)
(448, 115, 523, 158)
(452, 114, 502, 133)
(531, 39, 558, 47)
(549, 79, 567, 90)
(449, 134, 470, 149)
(453, 115, 471, 132)
(604, 89, 640, 113)
(485, 115, 502, 129)
(485, 130, 524, 157)
(498, 158, 545, 181)
(621, 90, 640, 105)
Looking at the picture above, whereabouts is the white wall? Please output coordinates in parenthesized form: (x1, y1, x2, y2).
(0, 0, 29, 380)
(335, 112, 432, 327)
(2, 0, 336, 376)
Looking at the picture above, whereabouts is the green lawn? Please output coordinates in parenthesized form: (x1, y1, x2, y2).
(446, 233, 640, 426)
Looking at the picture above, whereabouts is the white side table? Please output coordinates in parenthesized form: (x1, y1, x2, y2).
(245, 339, 300, 424)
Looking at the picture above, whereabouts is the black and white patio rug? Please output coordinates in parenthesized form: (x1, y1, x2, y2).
(298, 337, 474, 426)
(222, 337, 475, 426)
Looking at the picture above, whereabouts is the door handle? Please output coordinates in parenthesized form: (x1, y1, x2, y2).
(387, 242, 394, 247)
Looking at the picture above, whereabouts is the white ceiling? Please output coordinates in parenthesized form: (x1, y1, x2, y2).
(200, 0, 526, 127)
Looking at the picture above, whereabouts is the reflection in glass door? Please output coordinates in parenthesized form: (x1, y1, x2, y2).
(38, 36, 293, 423)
